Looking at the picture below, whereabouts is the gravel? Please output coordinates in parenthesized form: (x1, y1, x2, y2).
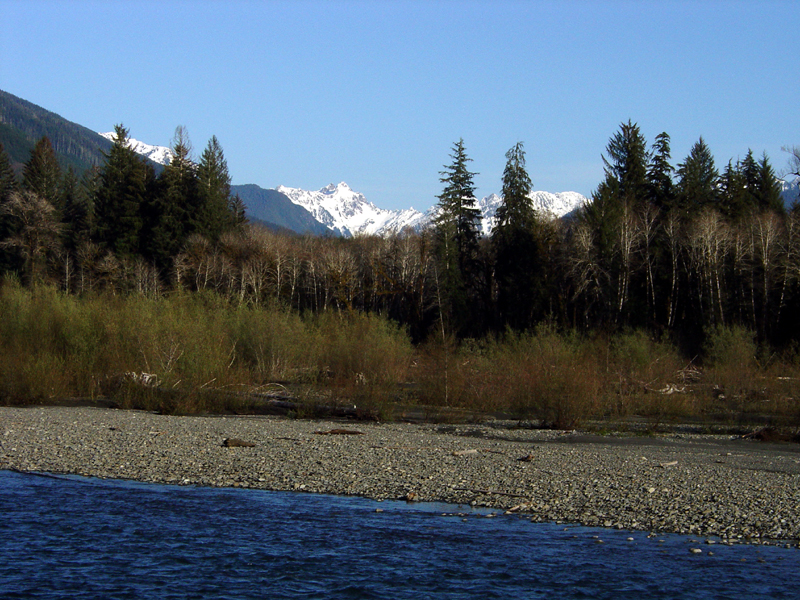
(2, 406, 799, 545)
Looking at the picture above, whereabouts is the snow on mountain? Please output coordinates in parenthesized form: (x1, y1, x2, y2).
(277, 182, 588, 238)
(98, 132, 172, 165)
(475, 190, 588, 235)
(275, 182, 427, 237)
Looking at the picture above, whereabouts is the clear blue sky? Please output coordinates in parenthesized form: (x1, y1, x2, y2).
(1, 0, 798, 211)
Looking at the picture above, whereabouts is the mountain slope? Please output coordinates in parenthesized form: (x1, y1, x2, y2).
(275, 182, 427, 237)
(0, 88, 114, 174)
(276, 182, 588, 237)
(231, 184, 332, 236)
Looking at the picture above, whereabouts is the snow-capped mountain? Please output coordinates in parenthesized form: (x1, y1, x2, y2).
(277, 182, 588, 238)
(276, 182, 428, 237)
(98, 132, 172, 165)
(474, 191, 588, 235)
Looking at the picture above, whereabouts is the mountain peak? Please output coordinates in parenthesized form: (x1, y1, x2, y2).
(98, 131, 172, 165)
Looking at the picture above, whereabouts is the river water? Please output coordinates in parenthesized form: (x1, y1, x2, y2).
(1, 469, 797, 599)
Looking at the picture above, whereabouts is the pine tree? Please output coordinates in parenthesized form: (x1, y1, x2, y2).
(196, 135, 234, 241)
(492, 142, 540, 330)
(94, 124, 153, 258)
(676, 137, 719, 214)
(22, 137, 62, 213)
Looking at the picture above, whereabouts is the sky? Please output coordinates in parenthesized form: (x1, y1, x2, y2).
(1, 0, 798, 212)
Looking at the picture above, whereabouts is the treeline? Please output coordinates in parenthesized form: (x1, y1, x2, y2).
(1, 121, 799, 355)
(0, 124, 245, 292)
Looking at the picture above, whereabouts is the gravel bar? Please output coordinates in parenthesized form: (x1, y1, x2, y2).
(2, 406, 799, 545)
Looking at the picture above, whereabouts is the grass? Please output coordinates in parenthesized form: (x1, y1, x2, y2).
(1, 281, 798, 431)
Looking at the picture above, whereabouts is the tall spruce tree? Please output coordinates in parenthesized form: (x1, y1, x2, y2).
(196, 135, 234, 241)
(94, 124, 153, 258)
(492, 142, 540, 330)
(676, 137, 719, 214)
(434, 139, 482, 336)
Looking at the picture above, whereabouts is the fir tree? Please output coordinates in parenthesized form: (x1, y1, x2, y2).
(0, 141, 20, 274)
(602, 120, 649, 206)
(144, 126, 200, 269)
(755, 153, 783, 213)
(719, 159, 748, 220)
(434, 139, 482, 336)
(676, 137, 719, 214)
(22, 137, 62, 213)
(94, 124, 153, 258)
(196, 135, 234, 241)
(647, 132, 674, 210)
(61, 167, 93, 251)
(492, 142, 541, 330)
(0, 141, 16, 204)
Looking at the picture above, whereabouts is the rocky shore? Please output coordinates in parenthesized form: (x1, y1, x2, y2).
(2, 406, 799, 545)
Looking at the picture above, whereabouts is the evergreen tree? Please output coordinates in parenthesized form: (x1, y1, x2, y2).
(492, 142, 540, 330)
(676, 137, 719, 214)
(22, 137, 62, 213)
(94, 124, 153, 258)
(647, 132, 674, 210)
(602, 120, 649, 206)
(0, 141, 20, 274)
(0, 141, 16, 204)
(61, 166, 93, 251)
(144, 126, 199, 270)
(434, 139, 482, 336)
(719, 159, 748, 220)
(196, 135, 234, 241)
(755, 153, 783, 213)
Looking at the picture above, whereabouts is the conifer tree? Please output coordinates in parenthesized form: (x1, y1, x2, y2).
(602, 120, 649, 206)
(719, 159, 748, 220)
(0, 141, 16, 204)
(0, 141, 20, 274)
(676, 137, 719, 214)
(755, 153, 783, 213)
(22, 137, 62, 213)
(144, 126, 200, 269)
(197, 135, 234, 241)
(94, 124, 153, 258)
(492, 142, 540, 330)
(61, 167, 93, 251)
(647, 132, 674, 210)
(434, 139, 482, 336)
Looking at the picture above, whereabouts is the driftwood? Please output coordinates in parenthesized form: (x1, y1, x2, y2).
(222, 438, 256, 448)
(314, 429, 364, 435)
(238, 392, 377, 420)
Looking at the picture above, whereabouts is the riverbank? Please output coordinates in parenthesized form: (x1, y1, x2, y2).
(1, 406, 799, 545)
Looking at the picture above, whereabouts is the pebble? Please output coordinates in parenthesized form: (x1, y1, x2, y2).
(1, 406, 799, 544)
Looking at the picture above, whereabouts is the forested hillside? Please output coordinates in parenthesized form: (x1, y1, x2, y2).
(0, 89, 114, 174)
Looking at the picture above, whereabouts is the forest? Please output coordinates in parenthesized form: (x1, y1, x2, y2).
(1, 121, 800, 430)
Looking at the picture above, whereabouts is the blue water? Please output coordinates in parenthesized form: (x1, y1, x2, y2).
(1, 470, 798, 599)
